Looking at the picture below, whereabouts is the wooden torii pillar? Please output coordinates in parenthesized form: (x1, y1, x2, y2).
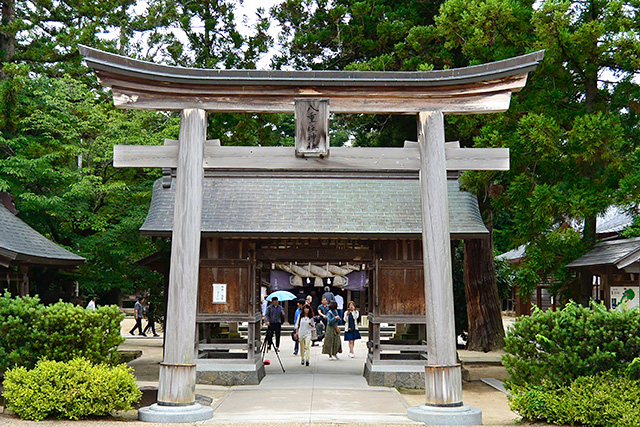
(80, 45, 542, 424)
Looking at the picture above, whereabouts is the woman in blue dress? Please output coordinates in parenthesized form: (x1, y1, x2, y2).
(343, 301, 361, 358)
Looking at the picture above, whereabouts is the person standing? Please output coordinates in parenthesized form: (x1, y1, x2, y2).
(343, 301, 361, 358)
(316, 297, 330, 340)
(296, 304, 315, 366)
(334, 293, 344, 325)
(86, 297, 96, 310)
(264, 297, 285, 350)
(322, 301, 342, 360)
(129, 296, 146, 337)
(321, 286, 335, 303)
(310, 290, 320, 311)
(293, 299, 304, 355)
(143, 301, 160, 337)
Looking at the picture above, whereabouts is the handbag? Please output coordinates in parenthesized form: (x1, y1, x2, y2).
(292, 330, 298, 341)
(311, 320, 318, 341)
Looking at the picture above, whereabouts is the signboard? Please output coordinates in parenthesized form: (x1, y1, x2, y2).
(295, 98, 330, 157)
(212, 283, 227, 304)
(610, 286, 639, 310)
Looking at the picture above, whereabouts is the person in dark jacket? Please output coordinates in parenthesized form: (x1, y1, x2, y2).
(129, 296, 146, 337)
(143, 301, 160, 337)
(264, 297, 286, 350)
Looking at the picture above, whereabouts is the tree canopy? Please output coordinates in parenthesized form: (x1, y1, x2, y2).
(0, 0, 638, 341)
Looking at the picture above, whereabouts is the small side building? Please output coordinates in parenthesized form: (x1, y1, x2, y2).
(498, 207, 637, 315)
(567, 237, 640, 310)
(0, 195, 85, 296)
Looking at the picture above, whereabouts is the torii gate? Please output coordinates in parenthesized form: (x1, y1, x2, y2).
(80, 45, 543, 424)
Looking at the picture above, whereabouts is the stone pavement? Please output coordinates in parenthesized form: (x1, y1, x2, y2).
(0, 319, 521, 426)
(205, 342, 418, 425)
(116, 317, 518, 425)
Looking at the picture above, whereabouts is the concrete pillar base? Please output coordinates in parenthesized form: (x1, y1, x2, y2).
(138, 403, 213, 423)
(407, 404, 482, 426)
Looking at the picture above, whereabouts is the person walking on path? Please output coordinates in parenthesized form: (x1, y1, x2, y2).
(129, 296, 146, 336)
(335, 293, 344, 325)
(293, 299, 304, 355)
(296, 304, 315, 366)
(322, 301, 342, 360)
(143, 301, 160, 337)
(343, 301, 361, 358)
(321, 286, 335, 304)
(264, 297, 285, 350)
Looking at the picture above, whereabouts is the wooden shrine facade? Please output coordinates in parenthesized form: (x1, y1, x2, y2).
(140, 170, 489, 385)
(81, 45, 542, 423)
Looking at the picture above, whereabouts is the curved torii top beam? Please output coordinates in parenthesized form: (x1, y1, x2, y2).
(79, 45, 543, 115)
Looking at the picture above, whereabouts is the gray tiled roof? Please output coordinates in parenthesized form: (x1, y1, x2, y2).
(567, 237, 640, 268)
(0, 204, 85, 266)
(140, 177, 488, 238)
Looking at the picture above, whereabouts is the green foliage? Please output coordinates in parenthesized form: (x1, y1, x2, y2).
(0, 292, 124, 376)
(2, 358, 141, 421)
(0, 68, 169, 295)
(271, 0, 445, 71)
(503, 302, 640, 389)
(141, 0, 272, 69)
(512, 227, 585, 298)
(509, 370, 640, 427)
(495, 256, 515, 301)
(440, 0, 640, 302)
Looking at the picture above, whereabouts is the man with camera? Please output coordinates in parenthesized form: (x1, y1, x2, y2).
(264, 297, 286, 351)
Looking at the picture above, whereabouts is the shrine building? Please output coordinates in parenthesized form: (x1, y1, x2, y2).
(140, 167, 488, 386)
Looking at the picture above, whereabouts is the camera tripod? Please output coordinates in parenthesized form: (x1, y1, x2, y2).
(260, 327, 285, 373)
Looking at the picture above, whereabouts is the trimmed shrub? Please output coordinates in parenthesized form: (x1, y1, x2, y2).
(503, 301, 640, 388)
(509, 370, 640, 427)
(0, 293, 41, 376)
(0, 292, 124, 376)
(2, 358, 141, 421)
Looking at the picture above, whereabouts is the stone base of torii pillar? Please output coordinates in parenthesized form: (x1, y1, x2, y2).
(139, 403, 213, 423)
(408, 404, 483, 426)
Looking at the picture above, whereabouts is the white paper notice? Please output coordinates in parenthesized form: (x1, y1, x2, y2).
(212, 283, 227, 304)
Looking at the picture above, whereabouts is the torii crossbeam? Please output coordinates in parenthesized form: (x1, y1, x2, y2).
(80, 45, 543, 424)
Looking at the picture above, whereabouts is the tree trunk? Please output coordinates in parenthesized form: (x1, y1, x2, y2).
(463, 236, 505, 352)
(0, 0, 15, 65)
(577, 214, 597, 305)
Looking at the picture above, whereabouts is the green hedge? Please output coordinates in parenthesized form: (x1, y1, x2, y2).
(503, 301, 640, 388)
(0, 292, 124, 376)
(509, 370, 640, 427)
(3, 358, 141, 420)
